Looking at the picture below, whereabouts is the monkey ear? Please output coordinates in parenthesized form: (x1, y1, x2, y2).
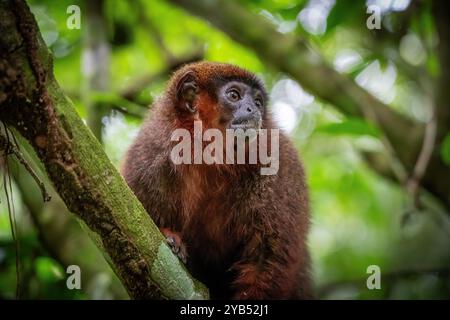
(176, 71, 198, 113)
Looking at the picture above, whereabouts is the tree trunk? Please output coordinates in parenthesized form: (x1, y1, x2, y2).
(8, 137, 128, 299)
(0, 0, 208, 300)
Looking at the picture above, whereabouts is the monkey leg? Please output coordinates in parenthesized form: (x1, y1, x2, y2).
(160, 228, 188, 264)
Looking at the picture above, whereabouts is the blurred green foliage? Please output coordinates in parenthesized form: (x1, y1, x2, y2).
(442, 134, 450, 166)
(1, 0, 449, 299)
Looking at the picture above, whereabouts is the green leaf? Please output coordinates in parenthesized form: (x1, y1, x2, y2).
(441, 133, 450, 166)
(35, 257, 64, 283)
(317, 118, 381, 138)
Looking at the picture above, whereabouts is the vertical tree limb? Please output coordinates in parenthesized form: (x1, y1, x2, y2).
(0, 0, 208, 299)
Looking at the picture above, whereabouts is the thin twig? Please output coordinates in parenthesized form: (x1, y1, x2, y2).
(1, 126, 21, 298)
(354, 94, 409, 185)
(407, 108, 437, 208)
(111, 105, 144, 119)
(0, 132, 51, 202)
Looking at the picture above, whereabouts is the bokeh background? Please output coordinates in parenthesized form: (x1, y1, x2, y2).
(1, 0, 449, 299)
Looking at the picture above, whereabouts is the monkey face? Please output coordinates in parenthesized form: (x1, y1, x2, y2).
(174, 64, 267, 133)
(217, 81, 264, 131)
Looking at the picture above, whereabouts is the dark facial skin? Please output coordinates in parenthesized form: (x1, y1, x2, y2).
(218, 81, 264, 130)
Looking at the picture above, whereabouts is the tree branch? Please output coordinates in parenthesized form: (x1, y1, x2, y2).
(0, 131, 51, 202)
(168, 0, 422, 164)
(0, 0, 208, 299)
(168, 0, 450, 210)
(119, 49, 204, 102)
(8, 143, 129, 299)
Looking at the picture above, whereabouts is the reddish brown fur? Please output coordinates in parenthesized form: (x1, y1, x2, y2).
(121, 62, 313, 299)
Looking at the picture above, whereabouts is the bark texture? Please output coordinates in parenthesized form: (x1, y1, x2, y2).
(0, 0, 208, 300)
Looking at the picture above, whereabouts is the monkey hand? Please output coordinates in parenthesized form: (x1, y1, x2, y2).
(160, 228, 188, 264)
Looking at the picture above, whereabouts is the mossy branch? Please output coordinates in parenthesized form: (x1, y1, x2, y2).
(0, 0, 208, 300)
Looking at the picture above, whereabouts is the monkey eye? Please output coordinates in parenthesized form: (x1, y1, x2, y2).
(254, 98, 263, 108)
(226, 89, 241, 102)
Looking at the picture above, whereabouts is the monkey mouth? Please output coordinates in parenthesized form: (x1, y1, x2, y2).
(229, 116, 261, 131)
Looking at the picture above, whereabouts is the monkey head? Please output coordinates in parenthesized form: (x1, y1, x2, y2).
(167, 62, 268, 132)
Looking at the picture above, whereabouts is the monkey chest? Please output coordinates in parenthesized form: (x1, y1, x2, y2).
(182, 195, 238, 261)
